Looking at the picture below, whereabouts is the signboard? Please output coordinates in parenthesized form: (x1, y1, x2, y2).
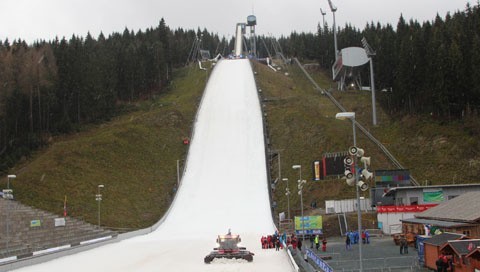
(313, 160, 321, 181)
(375, 169, 410, 186)
(423, 189, 444, 202)
(2, 189, 13, 199)
(376, 204, 437, 213)
(55, 218, 66, 227)
(294, 216, 323, 235)
(30, 220, 41, 227)
(318, 151, 349, 180)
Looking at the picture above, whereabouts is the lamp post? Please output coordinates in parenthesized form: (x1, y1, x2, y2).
(336, 112, 363, 271)
(5, 174, 16, 254)
(320, 8, 327, 29)
(297, 179, 306, 243)
(282, 178, 290, 220)
(7, 174, 16, 189)
(292, 165, 305, 242)
(328, 0, 338, 61)
(361, 37, 377, 126)
(96, 185, 104, 227)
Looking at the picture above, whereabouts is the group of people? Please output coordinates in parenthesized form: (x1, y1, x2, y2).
(436, 252, 453, 272)
(345, 230, 370, 250)
(309, 234, 327, 252)
(260, 231, 301, 251)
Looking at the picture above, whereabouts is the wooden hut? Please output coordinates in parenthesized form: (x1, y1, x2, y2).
(440, 239, 480, 272)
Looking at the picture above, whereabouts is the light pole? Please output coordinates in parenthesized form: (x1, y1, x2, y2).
(282, 178, 290, 220)
(320, 8, 327, 29)
(361, 37, 377, 126)
(336, 112, 363, 271)
(96, 185, 104, 227)
(7, 174, 16, 189)
(292, 165, 305, 242)
(328, 0, 338, 61)
(5, 174, 16, 254)
(297, 179, 306, 243)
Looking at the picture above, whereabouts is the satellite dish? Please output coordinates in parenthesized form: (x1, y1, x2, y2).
(340, 47, 369, 67)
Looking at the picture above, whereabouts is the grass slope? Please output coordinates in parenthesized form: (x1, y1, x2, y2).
(254, 60, 480, 234)
(2, 59, 480, 234)
(2, 66, 207, 230)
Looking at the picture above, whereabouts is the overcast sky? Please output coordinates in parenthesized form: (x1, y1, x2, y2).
(0, 0, 474, 43)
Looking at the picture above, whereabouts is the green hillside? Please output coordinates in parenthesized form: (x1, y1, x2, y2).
(254, 60, 480, 221)
(2, 66, 207, 230)
(2, 59, 480, 231)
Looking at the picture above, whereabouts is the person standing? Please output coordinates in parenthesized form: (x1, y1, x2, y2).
(346, 234, 351, 250)
(298, 238, 303, 252)
(322, 237, 327, 252)
(399, 236, 408, 254)
(314, 234, 320, 251)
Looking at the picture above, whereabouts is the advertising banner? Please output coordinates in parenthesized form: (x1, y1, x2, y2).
(313, 160, 321, 181)
(423, 189, 444, 202)
(294, 216, 323, 235)
(376, 204, 437, 213)
(307, 249, 333, 272)
(30, 220, 41, 227)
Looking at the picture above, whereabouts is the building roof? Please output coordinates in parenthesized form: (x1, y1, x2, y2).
(415, 191, 480, 223)
(466, 247, 480, 259)
(423, 232, 466, 246)
(441, 239, 480, 256)
(383, 183, 480, 197)
(401, 218, 474, 228)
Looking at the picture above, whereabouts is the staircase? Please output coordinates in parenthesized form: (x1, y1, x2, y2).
(0, 198, 117, 260)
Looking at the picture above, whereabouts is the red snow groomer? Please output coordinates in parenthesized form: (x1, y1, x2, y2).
(204, 234, 254, 264)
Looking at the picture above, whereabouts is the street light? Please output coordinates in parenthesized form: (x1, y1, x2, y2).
(298, 179, 307, 244)
(7, 175, 16, 189)
(320, 8, 327, 29)
(5, 174, 16, 254)
(328, 0, 338, 61)
(361, 37, 377, 126)
(335, 112, 363, 271)
(96, 185, 104, 227)
(292, 165, 301, 182)
(282, 178, 290, 220)
(292, 165, 306, 242)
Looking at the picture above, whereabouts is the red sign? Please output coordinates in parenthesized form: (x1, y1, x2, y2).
(376, 204, 437, 213)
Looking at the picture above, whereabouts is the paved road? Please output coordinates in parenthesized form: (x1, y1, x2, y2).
(299, 235, 430, 271)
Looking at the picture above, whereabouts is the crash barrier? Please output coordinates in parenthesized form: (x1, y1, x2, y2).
(306, 249, 333, 272)
(291, 58, 419, 186)
(283, 242, 300, 272)
(325, 256, 420, 271)
(0, 235, 117, 272)
(366, 228, 384, 237)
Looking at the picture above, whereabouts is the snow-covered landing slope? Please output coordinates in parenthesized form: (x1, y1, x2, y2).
(14, 59, 294, 272)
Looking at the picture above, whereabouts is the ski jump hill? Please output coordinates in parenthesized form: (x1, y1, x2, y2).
(10, 59, 296, 271)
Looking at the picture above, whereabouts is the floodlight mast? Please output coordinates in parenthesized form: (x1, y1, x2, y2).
(328, 0, 338, 61)
(361, 37, 377, 126)
(320, 8, 327, 28)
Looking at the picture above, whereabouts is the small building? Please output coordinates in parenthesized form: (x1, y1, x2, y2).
(377, 184, 480, 234)
(404, 191, 480, 237)
(465, 247, 480, 270)
(422, 232, 467, 270)
(440, 239, 480, 271)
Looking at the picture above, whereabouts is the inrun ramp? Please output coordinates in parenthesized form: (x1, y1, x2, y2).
(13, 59, 294, 272)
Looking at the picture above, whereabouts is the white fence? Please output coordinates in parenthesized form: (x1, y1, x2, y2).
(325, 198, 373, 214)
